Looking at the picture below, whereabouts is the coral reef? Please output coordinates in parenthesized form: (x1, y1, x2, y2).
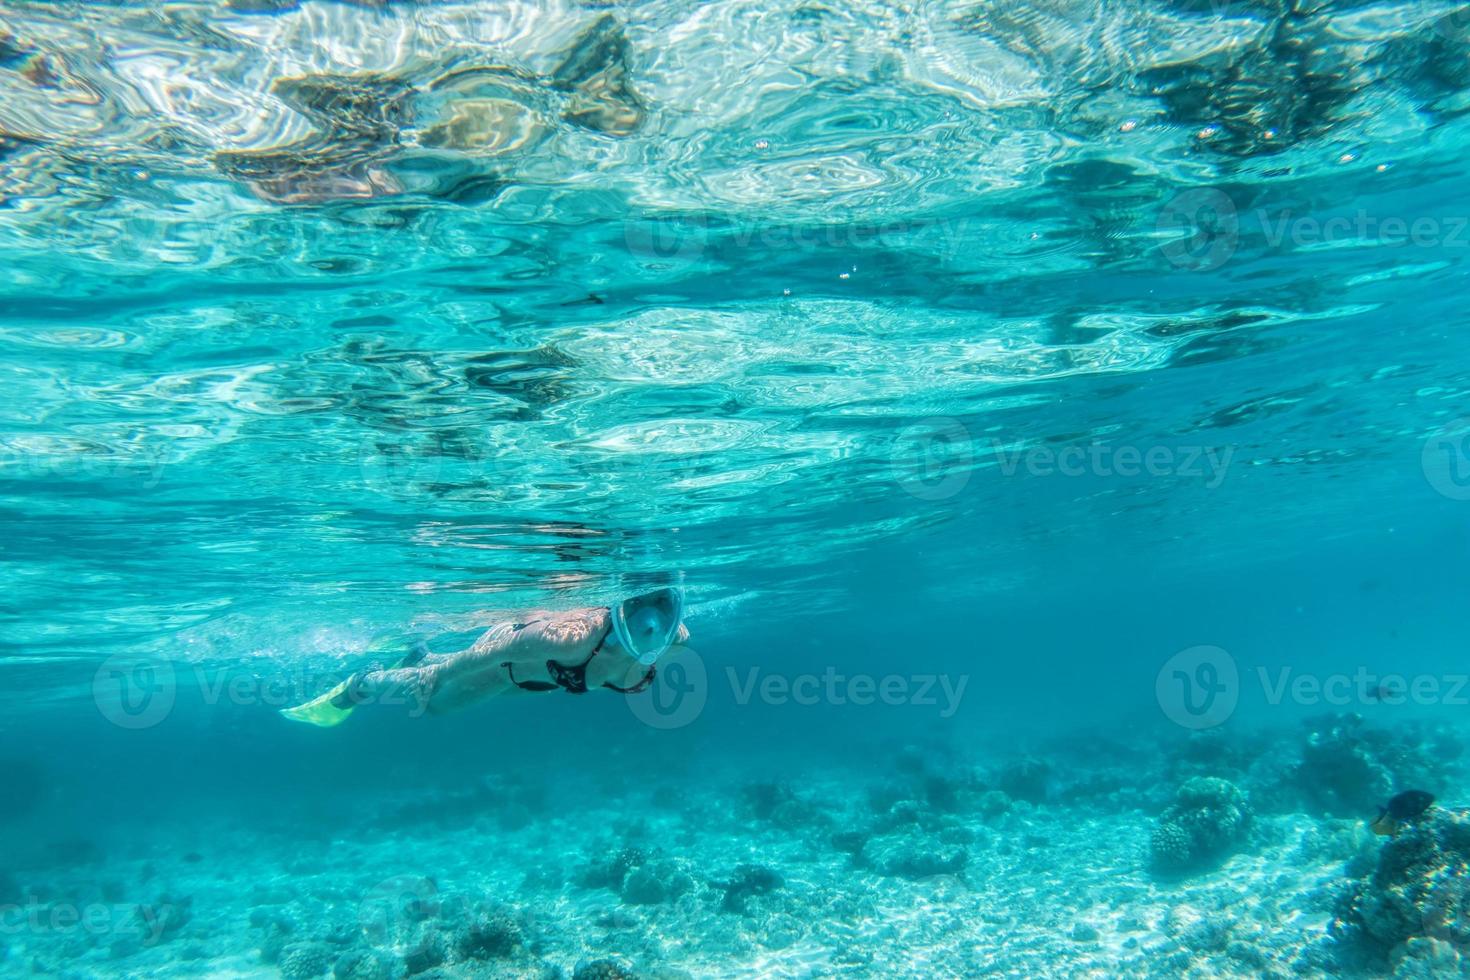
(1285, 715, 1455, 818)
(714, 864, 783, 913)
(1391, 937, 1463, 978)
(1150, 777, 1253, 874)
(10, 722, 1469, 978)
(742, 781, 794, 820)
(280, 941, 335, 979)
(620, 859, 695, 906)
(401, 931, 448, 976)
(579, 846, 646, 891)
(574, 959, 639, 980)
(743, 781, 827, 829)
(1333, 806, 1470, 970)
(136, 893, 192, 946)
(452, 908, 523, 960)
(333, 947, 394, 980)
(993, 759, 1051, 804)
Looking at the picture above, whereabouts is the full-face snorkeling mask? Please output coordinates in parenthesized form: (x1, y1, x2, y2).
(610, 587, 686, 666)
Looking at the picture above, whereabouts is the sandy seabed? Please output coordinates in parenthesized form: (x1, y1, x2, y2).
(5, 714, 1467, 979)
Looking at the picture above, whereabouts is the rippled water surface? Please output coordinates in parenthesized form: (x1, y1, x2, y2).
(3, 0, 1470, 696)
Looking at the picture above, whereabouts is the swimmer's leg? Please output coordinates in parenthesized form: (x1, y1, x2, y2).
(280, 656, 435, 728)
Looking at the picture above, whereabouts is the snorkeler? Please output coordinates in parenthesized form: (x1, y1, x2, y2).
(280, 588, 688, 727)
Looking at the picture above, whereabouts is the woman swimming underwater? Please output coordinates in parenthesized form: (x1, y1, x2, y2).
(281, 588, 688, 727)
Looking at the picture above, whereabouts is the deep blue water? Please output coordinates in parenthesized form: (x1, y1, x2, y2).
(5, 2, 1470, 977)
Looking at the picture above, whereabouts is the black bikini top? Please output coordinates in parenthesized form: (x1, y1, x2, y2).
(501, 615, 655, 696)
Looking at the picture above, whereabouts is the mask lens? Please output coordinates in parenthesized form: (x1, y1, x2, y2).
(613, 588, 684, 665)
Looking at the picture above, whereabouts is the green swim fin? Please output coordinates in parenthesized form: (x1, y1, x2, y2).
(280, 680, 356, 728)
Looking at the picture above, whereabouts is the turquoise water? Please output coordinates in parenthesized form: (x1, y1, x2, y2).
(5, 2, 1470, 977)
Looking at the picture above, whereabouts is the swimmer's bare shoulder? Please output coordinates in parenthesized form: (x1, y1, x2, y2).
(522, 607, 610, 655)
(453, 606, 609, 668)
